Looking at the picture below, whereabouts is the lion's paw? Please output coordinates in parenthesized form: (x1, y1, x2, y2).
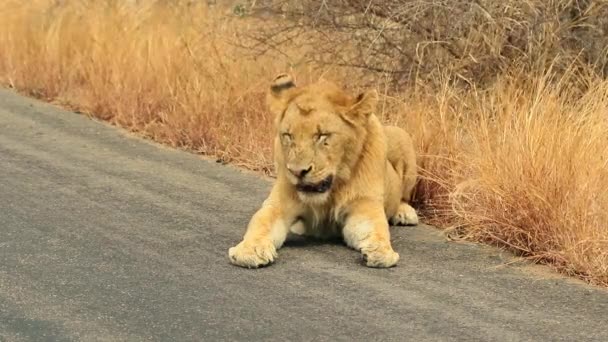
(362, 246, 400, 268)
(390, 203, 419, 226)
(228, 240, 277, 268)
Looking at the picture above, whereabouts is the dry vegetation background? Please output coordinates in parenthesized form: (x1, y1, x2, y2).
(1, 0, 607, 285)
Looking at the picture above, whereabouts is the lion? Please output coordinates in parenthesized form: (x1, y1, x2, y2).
(228, 74, 418, 268)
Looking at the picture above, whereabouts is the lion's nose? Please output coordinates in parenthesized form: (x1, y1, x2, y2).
(287, 164, 312, 178)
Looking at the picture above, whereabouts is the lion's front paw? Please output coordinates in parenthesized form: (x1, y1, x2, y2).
(362, 246, 400, 268)
(228, 240, 277, 268)
(390, 203, 419, 226)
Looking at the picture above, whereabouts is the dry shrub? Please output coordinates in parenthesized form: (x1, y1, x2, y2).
(1, 0, 607, 285)
(249, 0, 608, 88)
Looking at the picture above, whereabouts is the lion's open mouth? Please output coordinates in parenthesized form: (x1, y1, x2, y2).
(296, 175, 333, 194)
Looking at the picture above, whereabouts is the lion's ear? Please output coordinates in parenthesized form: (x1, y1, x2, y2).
(345, 89, 378, 123)
(270, 73, 296, 94)
(267, 73, 298, 117)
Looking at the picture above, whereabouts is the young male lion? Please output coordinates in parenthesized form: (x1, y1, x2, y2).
(228, 74, 418, 268)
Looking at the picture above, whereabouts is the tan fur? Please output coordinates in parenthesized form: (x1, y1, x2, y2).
(228, 74, 418, 268)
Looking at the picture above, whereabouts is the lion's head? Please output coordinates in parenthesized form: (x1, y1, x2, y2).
(267, 74, 379, 204)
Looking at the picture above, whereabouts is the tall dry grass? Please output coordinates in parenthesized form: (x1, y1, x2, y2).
(0, 0, 282, 170)
(1, 0, 607, 285)
(417, 73, 608, 284)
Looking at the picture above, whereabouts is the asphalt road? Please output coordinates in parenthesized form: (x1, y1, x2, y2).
(1, 88, 607, 342)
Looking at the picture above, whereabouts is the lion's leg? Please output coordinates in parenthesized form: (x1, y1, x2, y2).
(394, 160, 419, 225)
(387, 160, 419, 226)
(342, 199, 399, 268)
(384, 126, 419, 226)
(401, 163, 417, 203)
(228, 201, 291, 268)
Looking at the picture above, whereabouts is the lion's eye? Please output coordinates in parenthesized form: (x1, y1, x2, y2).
(281, 133, 293, 144)
(315, 133, 331, 145)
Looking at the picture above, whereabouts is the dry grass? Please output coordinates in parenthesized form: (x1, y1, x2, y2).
(1, 0, 607, 285)
(0, 0, 282, 171)
(409, 72, 608, 285)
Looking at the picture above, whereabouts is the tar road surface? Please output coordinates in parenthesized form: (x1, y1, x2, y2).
(0, 89, 607, 341)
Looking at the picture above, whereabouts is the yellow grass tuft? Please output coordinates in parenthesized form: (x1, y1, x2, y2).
(1, 0, 607, 285)
(0, 0, 283, 171)
(440, 73, 608, 284)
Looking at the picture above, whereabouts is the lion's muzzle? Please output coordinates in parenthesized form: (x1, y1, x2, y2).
(295, 175, 333, 194)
